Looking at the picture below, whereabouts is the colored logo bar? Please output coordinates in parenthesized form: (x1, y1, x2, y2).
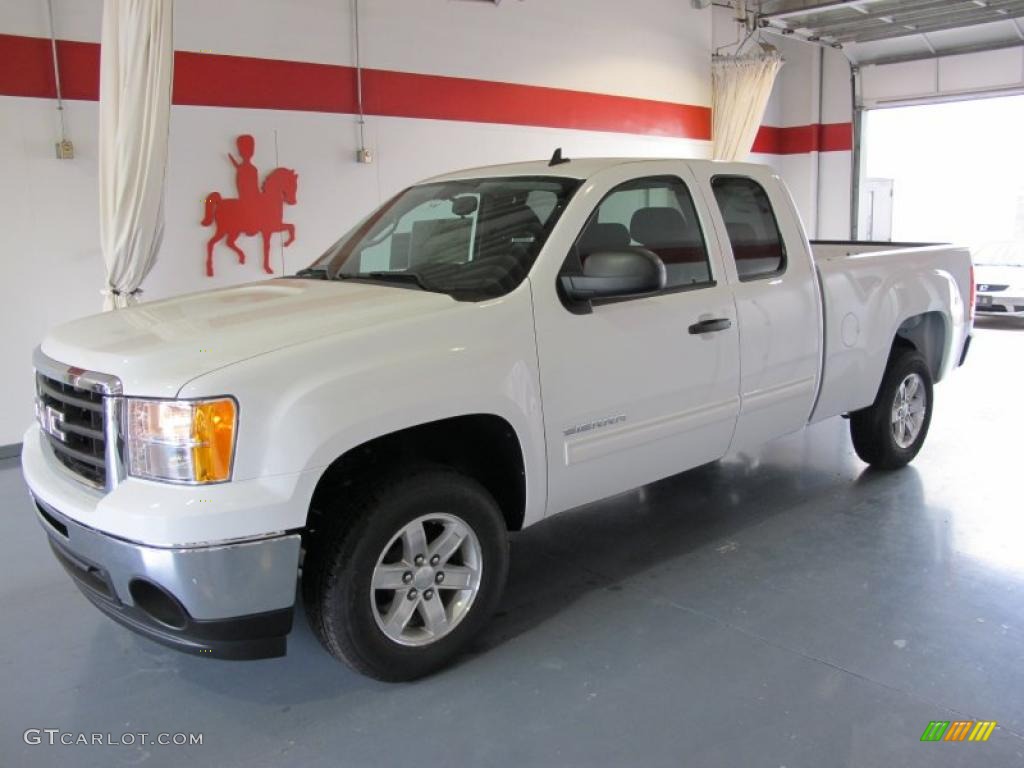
(920, 720, 997, 742)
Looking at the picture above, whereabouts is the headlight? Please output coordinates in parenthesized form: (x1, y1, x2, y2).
(125, 398, 237, 483)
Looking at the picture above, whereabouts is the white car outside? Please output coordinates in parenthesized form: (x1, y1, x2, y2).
(974, 241, 1024, 317)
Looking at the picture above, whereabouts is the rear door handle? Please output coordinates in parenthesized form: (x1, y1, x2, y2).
(688, 318, 732, 335)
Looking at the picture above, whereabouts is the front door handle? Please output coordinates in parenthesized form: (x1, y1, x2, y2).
(688, 317, 732, 335)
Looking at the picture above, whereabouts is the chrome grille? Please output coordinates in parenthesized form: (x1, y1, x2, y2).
(36, 374, 107, 486)
(33, 349, 124, 490)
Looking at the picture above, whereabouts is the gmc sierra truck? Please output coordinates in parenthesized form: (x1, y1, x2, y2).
(23, 157, 974, 680)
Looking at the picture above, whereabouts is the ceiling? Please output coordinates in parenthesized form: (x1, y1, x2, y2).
(752, 0, 1024, 64)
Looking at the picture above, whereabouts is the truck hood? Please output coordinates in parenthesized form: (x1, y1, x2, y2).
(40, 279, 457, 397)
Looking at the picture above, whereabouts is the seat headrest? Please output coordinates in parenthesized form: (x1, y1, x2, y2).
(488, 201, 542, 234)
(578, 222, 631, 254)
(630, 207, 692, 247)
(477, 201, 544, 260)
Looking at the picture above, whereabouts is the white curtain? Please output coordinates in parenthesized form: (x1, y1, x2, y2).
(98, 0, 174, 310)
(711, 52, 783, 162)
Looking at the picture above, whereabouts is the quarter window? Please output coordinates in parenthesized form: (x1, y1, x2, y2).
(573, 176, 712, 290)
(711, 176, 786, 280)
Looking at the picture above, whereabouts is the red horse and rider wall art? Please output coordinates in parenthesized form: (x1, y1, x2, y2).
(202, 135, 299, 277)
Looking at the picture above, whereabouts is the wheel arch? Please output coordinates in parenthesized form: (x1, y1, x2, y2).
(306, 414, 527, 533)
(893, 310, 949, 383)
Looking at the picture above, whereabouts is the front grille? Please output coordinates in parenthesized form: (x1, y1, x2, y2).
(977, 284, 1008, 293)
(36, 373, 108, 487)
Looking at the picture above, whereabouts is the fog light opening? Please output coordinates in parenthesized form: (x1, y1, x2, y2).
(129, 579, 189, 630)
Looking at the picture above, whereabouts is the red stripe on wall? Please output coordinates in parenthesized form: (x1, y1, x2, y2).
(360, 69, 711, 139)
(752, 122, 852, 154)
(817, 121, 854, 152)
(0, 33, 850, 152)
(173, 51, 711, 138)
(0, 34, 99, 100)
(173, 50, 356, 113)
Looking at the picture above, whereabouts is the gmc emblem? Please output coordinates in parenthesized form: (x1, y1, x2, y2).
(36, 400, 67, 442)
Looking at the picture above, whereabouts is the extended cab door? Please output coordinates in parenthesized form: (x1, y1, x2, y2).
(690, 166, 823, 449)
(530, 163, 741, 516)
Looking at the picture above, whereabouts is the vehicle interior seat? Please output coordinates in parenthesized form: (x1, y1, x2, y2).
(409, 218, 473, 267)
(630, 206, 709, 286)
(577, 221, 631, 258)
(419, 194, 544, 296)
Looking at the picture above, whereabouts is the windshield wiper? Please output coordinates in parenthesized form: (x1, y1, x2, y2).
(294, 266, 331, 279)
(357, 270, 436, 292)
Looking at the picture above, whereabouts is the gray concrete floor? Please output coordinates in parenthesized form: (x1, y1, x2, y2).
(2, 318, 1023, 768)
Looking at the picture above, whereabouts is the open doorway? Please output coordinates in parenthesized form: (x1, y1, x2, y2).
(860, 94, 1024, 250)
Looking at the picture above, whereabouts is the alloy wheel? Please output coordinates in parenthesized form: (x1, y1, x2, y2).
(370, 513, 483, 647)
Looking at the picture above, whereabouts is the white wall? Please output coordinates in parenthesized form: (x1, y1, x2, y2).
(0, 96, 105, 444)
(0, 0, 715, 445)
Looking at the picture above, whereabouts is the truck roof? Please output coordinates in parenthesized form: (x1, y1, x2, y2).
(425, 157, 765, 183)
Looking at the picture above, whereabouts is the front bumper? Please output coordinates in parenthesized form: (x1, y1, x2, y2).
(32, 497, 301, 659)
(22, 423, 307, 659)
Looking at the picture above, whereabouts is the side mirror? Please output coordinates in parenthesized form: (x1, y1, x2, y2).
(560, 248, 666, 302)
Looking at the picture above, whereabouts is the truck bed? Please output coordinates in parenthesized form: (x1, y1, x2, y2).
(809, 240, 973, 424)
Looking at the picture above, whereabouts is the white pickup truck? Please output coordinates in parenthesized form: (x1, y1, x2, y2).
(23, 157, 974, 680)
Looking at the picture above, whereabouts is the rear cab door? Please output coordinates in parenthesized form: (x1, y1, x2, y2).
(689, 163, 824, 449)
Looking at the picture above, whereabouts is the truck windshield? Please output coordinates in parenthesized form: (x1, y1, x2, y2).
(305, 176, 581, 300)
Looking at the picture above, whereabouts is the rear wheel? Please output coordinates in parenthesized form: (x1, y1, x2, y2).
(302, 468, 509, 681)
(850, 347, 933, 470)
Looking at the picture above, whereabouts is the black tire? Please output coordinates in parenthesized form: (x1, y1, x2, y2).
(850, 346, 933, 470)
(302, 467, 509, 681)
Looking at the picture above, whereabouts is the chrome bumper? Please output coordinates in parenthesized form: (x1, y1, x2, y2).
(33, 496, 301, 660)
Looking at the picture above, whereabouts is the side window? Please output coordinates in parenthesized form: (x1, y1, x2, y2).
(574, 176, 712, 290)
(711, 176, 786, 281)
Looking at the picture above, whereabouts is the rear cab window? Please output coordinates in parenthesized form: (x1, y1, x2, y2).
(710, 176, 786, 281)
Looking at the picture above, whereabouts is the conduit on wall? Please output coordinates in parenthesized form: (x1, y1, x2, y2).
(711, 50, 784, 161)
(98, 0, 174, 310)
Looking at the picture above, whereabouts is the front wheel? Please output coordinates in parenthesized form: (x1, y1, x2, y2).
(302, 468, 509, 681)
(850, 346, 933, 470)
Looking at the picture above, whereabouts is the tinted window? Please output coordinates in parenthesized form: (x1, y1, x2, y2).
(574, 176, 712, 289)
(309, 176, 580, 300)
(711, 177, 786, 280)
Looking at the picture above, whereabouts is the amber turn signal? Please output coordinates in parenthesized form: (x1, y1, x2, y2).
(191, 399, 237, 483)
